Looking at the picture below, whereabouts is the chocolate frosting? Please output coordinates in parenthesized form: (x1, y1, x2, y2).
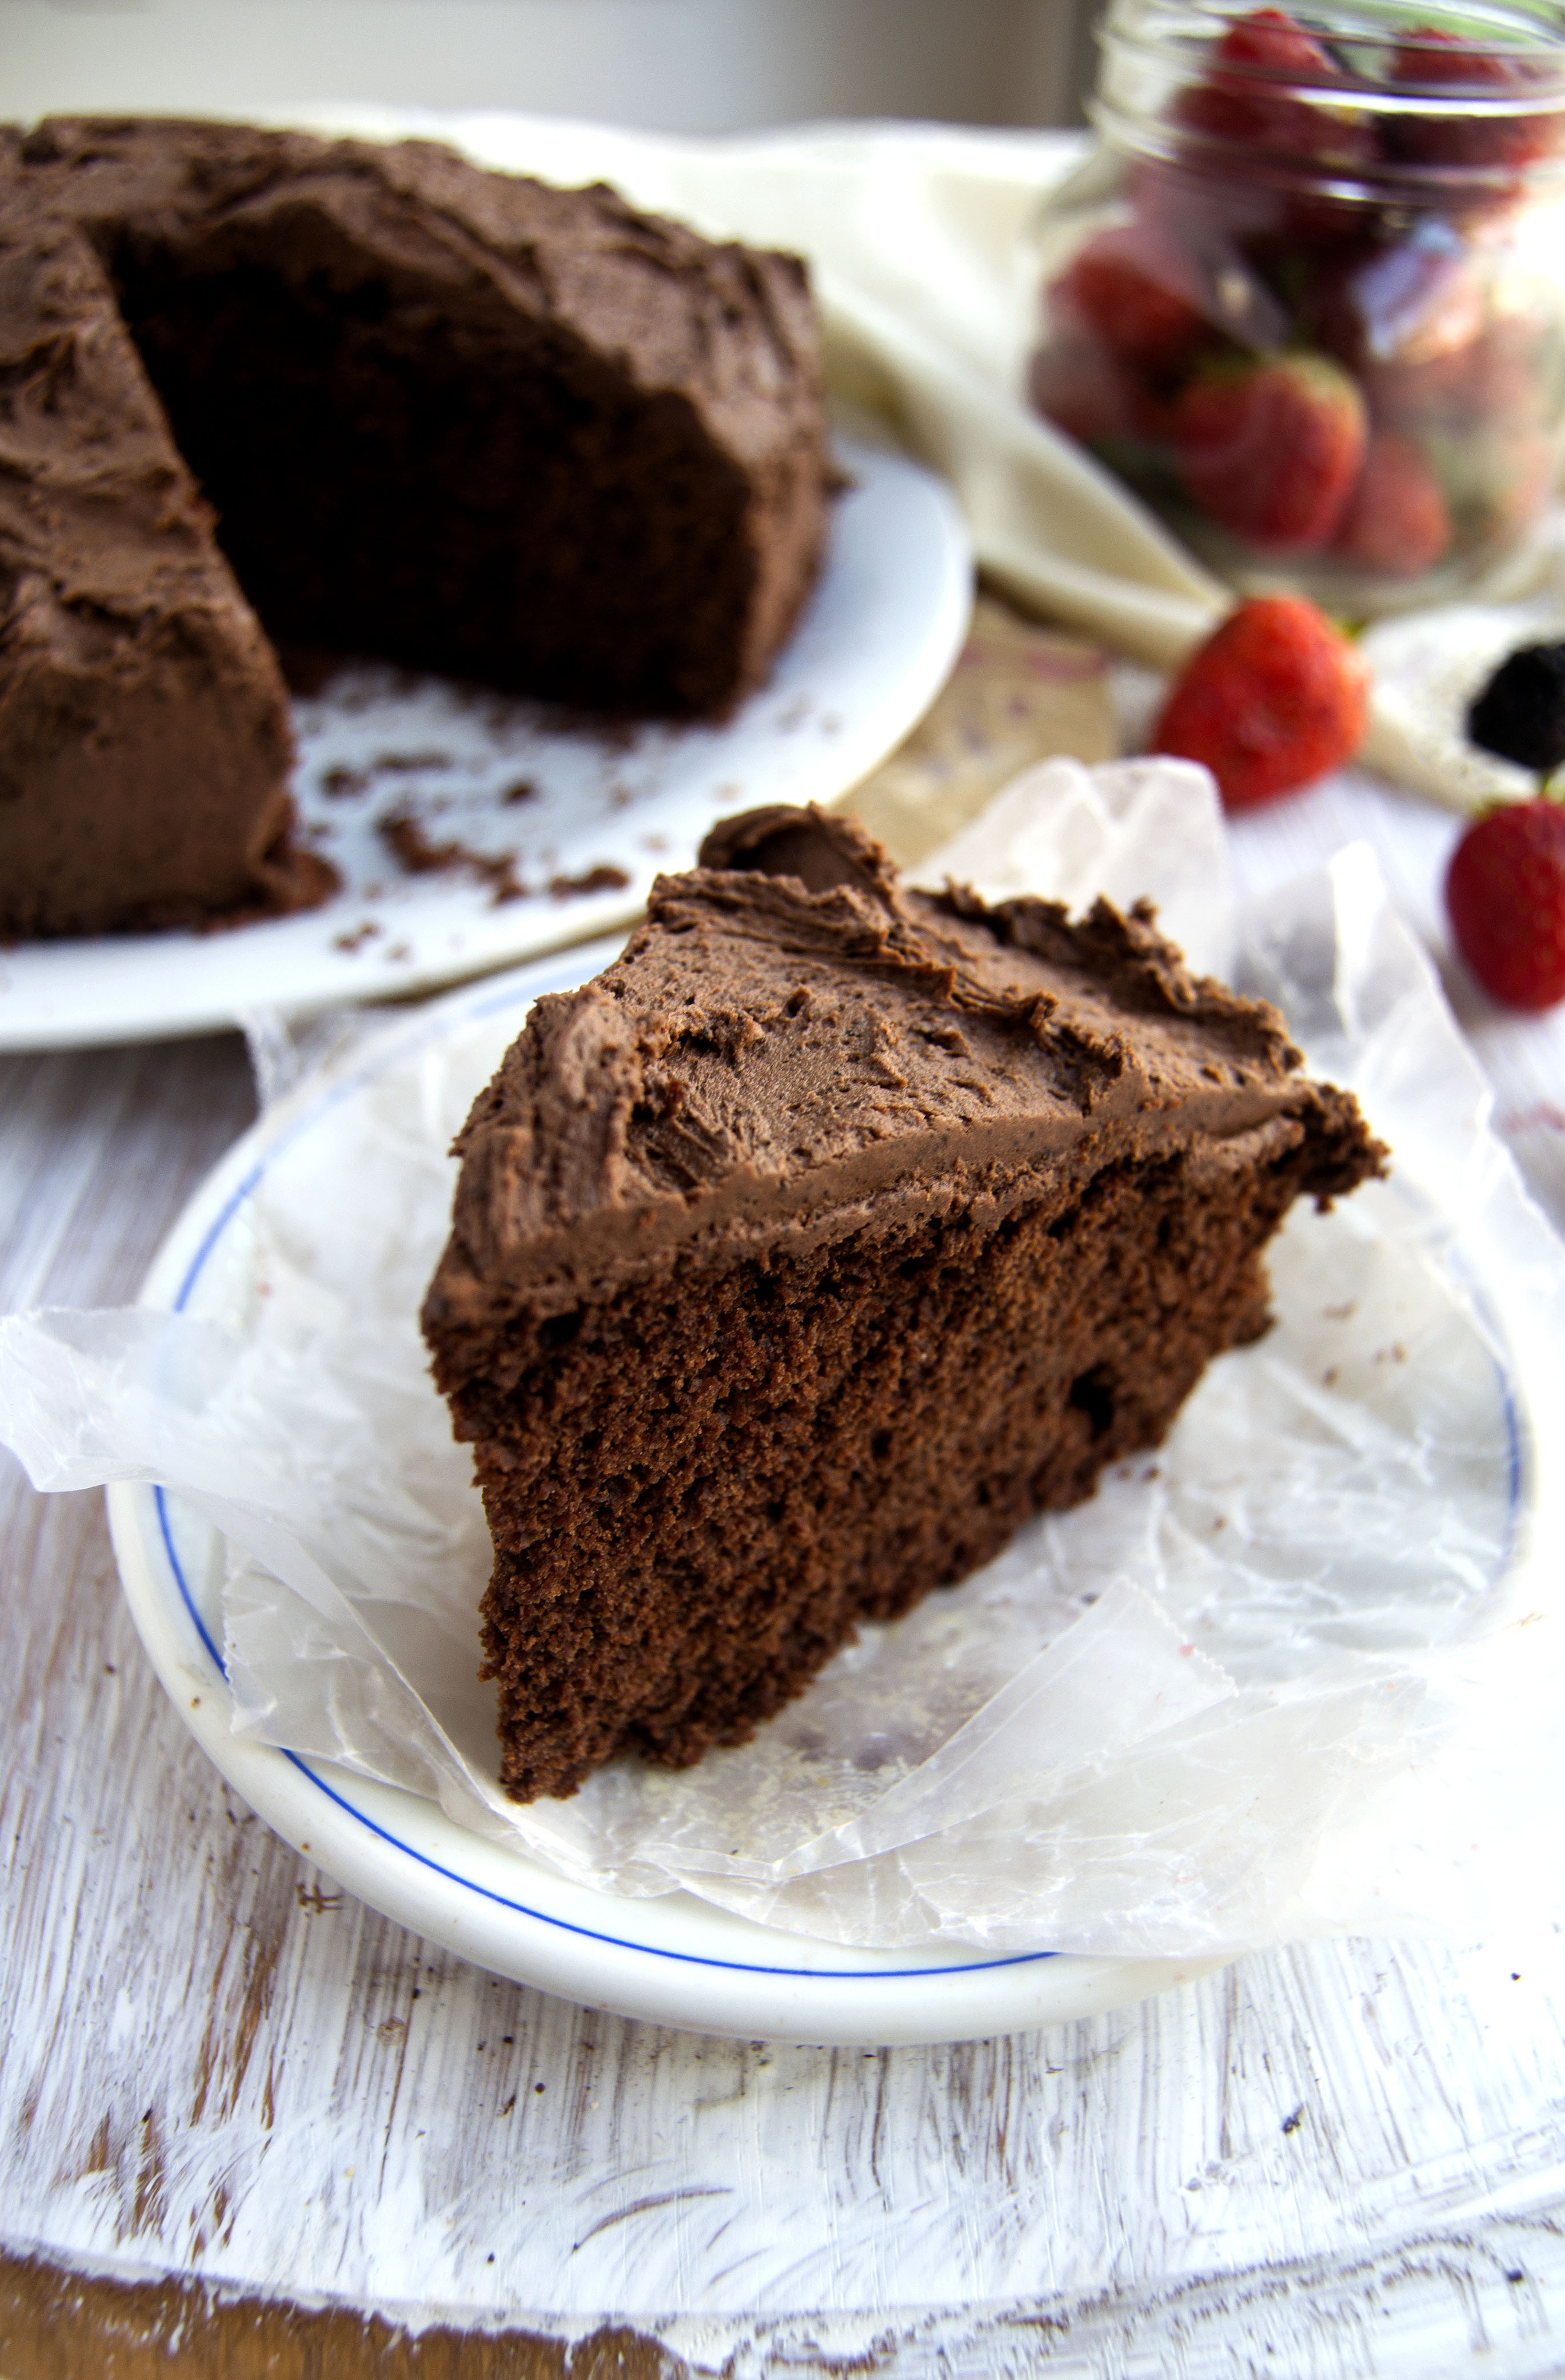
(0, 202, 310, 931)
(1, 119, 828, 935)
(425, 807, 1378, 1337)
(19, 117, 823, 473)
(15, 118, 826, 707)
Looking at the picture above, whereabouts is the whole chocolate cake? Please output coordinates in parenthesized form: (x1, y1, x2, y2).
(423, 805, 1385, 1803)
(2, 119, 828, 938)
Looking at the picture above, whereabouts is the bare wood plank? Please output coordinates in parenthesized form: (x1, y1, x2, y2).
(0, 2252, 669, 2379)
(0, 1039, 258, 1313)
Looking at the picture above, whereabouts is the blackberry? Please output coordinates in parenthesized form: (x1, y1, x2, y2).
(1467, 643, 1565, 775)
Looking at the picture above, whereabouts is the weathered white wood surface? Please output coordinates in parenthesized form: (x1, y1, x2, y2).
(2, 769, 1565, 2378)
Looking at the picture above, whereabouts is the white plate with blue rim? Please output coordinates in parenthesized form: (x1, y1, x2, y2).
(105, 939, 1225, 2046)
(2, 435, 971, 1055)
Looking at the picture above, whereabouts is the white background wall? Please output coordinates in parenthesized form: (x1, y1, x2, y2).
(1, 0, 1097, 132)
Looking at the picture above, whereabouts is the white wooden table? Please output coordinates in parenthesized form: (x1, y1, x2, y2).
(3, 762, 1564, 2379)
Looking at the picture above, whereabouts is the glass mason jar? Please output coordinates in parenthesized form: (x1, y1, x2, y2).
(1030, 0, 1565, 612)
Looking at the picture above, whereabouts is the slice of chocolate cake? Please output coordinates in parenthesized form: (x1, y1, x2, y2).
(2, 119, 828, 937)
(423, 806, 1384, 1803)
(0, 212, 326, 938)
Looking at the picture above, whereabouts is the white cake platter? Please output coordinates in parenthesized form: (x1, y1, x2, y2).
(105, 942, 1223, 2046)
(0, 436, 971, 1054)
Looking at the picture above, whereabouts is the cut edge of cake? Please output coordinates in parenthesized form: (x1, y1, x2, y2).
(422, 804, 1386, 1803)
(0, 209, 334, 938)
(2, 117, 832, 940)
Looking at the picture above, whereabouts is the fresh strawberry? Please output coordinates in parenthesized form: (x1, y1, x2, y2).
(1474, 428, 1555, 547)
(1151, 596, 1368, 810)
(1174, 6, 1376, 169)
(1172, 350, 1367, 550)
(1217, 6, 1332, 77)
(1128, 161, 1307, 337)
(1028, 336, 1140, 448)
(1047, 224, 1211, 378)
(1456, 316, 1550, 428)
(1331, 433, 1450, 576)
(1359, 322, 1547, 505)
(1421, 417, 1554, 556)
(1308, 233, 1484, 376)
(1384, 26, 1563, 176)
(1446, 798, 1565, 1009)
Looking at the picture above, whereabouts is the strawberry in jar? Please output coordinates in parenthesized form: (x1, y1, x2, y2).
(1031, 0, 1565, 611)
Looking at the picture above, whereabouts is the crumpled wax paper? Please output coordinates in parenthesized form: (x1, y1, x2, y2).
(4, 757, 1564, 1957)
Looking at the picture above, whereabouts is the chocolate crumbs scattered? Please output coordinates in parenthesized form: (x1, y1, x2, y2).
(548, 864, 632, 899)
(380, 810, 464, 875)
(380, 807, 530, 904)
(373, 750, 456, 775)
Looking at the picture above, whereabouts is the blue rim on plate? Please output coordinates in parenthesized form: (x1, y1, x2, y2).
(107, 947, 1228, 2043)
